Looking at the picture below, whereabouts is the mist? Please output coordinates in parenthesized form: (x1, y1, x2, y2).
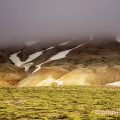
(0, 0, 120, 45)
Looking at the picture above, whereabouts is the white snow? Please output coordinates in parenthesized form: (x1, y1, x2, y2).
(50, 50, 71, 61)
(9, 52, 21, 67)
(33, 40, 91, 73)
(10, 44, 57, 69)
(10, 51, 43, 67)
(46, 46, 54, 50)
(116, 36, 120, 42)
(74, 41, 89, 49)
(21, 63, 33, 71)
(54, 80, 63, 86)
(35, 77, 63, 86)
(60, 38, 76, 46)
(11, 38, 91, 73)
(35, 77, 55, 86)
(60, 41, 70, 46)
(25, 41, 39, 46)
(32, 64, 42, 73)
(106, 81, 120, 86)
(25, 51, 43, 63)
(32, 49, 71, 73)
(50, 40, 90, 61)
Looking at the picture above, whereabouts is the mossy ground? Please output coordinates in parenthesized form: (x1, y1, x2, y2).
(0, 86, 120, 120)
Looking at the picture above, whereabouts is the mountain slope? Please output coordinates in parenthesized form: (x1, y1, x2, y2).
(0, 35, 120, 86)
(0, 63, 26, 87)
(53, 65, 120, 86)
(18, 66, 68, 87)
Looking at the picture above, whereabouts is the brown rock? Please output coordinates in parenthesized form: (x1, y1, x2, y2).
(0, 63, 26, 87)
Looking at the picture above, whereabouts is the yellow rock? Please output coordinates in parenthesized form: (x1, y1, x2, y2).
(18, 66, 68, 87)
(56, 66, 120, 85)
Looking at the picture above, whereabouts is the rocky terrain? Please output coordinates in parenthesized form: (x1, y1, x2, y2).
(0, 35, 120, 87)
(0, 63, 26, 87)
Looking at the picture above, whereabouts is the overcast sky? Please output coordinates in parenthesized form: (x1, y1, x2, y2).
(0, 0, 120, 45)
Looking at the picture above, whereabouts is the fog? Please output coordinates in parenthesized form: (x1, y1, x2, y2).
(0, 0, 120, 45)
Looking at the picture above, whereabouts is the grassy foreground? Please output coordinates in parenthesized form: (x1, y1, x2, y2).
(0, 86, 120, 120)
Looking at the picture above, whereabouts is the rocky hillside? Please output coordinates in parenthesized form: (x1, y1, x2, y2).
(0, 35, 120, 87)
(0, 63, 26, 87)
(18, 66, 68, 87)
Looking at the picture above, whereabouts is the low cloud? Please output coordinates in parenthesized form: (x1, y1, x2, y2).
(0, 0, 120, 45)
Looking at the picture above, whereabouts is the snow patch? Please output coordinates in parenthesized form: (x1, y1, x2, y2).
(60, 41, 70, 46)
(25, 41, 39, 46)
(49, 40, 90, 61)
(32, 40, 91, 73)
(32, 50, 71, 73)
(35, 77, 55, 86)
(46, 46, 54, 50)
(32, 64, 42, 73)
(50, 50, 71, 61)
(59, 38, 76, 46)
(10, 44, 56, 70)
(21, 63, 33, 71)
(54, 80, 63, 86)
(116, 36, 120, 42)
(106, 81, 120, 86)
(10, 52, 21, 67)
(10, 51, 43, 67)
(25, 51, 43, 63)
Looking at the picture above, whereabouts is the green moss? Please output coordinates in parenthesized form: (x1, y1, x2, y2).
(0, 86, 120, 119)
